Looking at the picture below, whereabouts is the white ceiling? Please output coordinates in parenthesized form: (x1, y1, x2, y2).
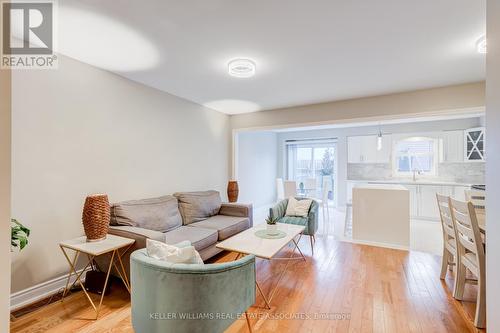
(58, 1, 486, 114)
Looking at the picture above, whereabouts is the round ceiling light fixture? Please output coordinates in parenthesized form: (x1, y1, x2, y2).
(228, 58, 256, 78)
(476, 35, 487, 54)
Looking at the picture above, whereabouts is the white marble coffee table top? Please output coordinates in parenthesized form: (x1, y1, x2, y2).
(216, 222, 305, 259)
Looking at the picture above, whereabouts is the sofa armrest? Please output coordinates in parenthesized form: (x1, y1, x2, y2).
(94, 226, 165, 280)
(307, 201, 319, 236)
(270, 199, 288, 220)
(109, 226, 165, 250)
(219, 203, 253, 227)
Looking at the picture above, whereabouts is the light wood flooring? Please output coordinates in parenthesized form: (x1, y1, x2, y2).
(10, 236, 484, 333)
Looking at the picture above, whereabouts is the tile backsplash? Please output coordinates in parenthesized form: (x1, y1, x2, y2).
(347, 162, 485, 184)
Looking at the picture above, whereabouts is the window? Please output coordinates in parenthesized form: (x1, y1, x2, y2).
(393, 137, 437, 176)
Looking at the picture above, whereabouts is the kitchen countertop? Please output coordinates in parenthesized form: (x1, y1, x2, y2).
(348, 179, 478, 187)
(354, 183, 408, 191)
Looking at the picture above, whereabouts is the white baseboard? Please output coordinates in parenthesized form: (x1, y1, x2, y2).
(10, 267, 90, 311)
(345, 238, 410, 251)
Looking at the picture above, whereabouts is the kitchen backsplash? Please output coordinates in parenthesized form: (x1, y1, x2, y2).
(347, 162, 485, 184)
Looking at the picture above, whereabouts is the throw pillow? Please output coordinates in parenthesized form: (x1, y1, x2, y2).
(146, 239, 204, 264)
(111, 195, 182, 232)
(285, 197, 312, 217)
(173, 191, 222, 225)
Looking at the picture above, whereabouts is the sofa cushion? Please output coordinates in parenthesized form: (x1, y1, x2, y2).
(190, 215, 250, 241)
(173, 191, 222, 225)
(164, 226, 218, 251)
(111, 195, 182, 233)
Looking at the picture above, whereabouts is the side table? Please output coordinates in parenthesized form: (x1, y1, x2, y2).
(59, 234, 135, 318)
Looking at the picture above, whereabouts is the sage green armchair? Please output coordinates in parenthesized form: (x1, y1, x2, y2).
(269, 197, 319, 253)
(130, 247, 255, 333)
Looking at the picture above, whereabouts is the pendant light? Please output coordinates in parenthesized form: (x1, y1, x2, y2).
(377, 124, 383, 151)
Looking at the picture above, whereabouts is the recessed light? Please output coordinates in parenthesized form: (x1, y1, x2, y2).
(228, 58, 256, 78)
(476, 35, 487, 54)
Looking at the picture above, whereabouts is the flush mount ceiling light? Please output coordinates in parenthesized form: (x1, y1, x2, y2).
(228, 58, 256, 78)
(476, 35, 487, 54)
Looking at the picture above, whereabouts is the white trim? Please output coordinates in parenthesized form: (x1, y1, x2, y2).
(231, 106, 485, 133)
(342, 238, 410, 251)
(10, 267, 90, 311)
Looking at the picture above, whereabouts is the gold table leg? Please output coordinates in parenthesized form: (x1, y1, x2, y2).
(60, 246, 97, 314)
(59, 246, 131, 319)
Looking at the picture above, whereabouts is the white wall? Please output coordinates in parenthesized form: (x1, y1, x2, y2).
(486, 0, 500, 330)
(236, 131, 277, 208)
(277, 118, 482, 207)
(0, 62, 12, 331)
(11, 55, 230, 293)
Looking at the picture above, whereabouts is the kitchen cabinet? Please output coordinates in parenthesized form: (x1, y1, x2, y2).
(464, 127, 485, 161)
(405, 184, 419, 217)
(441, 130, 464, 163)
(418, 185, 443, 219)
(348, 135, 392, 164)
(411, 184, 468, 221)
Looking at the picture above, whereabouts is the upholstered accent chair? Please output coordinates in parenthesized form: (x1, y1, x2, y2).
(269, 197, 319, 253)
(130, 248, 256, 333)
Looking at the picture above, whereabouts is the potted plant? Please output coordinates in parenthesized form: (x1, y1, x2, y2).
(11, 219, 30, 251)
(265, 215, 279, 235)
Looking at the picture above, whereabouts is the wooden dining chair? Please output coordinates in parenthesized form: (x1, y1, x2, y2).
(436, 194, 458, 284)
(449, 198, 486, 328)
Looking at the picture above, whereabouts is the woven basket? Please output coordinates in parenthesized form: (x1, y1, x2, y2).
(227, 180, 239, 203)
(82, 194, 110, 242)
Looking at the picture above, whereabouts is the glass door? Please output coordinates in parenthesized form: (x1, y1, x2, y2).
(286, 140, 336, 203)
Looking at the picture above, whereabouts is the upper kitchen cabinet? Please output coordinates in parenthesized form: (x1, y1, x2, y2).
(441, 130, 464, 163)
(348, 135, 392, 163)
(464, 127, 485, 162)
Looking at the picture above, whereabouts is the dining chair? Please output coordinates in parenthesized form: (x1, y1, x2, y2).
(344, 200, 352, 237)
(313, 178, 331, 234)
(304, 178, 317, 194)
(283, 180, 297, 198)
(449, 198, 486, 328)
(465, 189, 486, 214)
(436, 195, 458, 284)
(276, 178, 285, 201)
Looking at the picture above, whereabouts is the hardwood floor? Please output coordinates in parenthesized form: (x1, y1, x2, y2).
(10, 236, 484, 333)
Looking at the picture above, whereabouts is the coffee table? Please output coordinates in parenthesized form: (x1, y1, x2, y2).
(216, 222, 306, 309)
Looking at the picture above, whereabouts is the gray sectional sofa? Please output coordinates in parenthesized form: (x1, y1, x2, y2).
(99, 190, 253, 277)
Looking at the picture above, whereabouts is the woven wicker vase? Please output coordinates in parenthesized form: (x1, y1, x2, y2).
(227, 180, 239, 203)
(82, 194, 110, 242)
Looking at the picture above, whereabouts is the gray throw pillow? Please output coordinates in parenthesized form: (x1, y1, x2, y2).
(173, 191, 222, 225)
(110, 195, 182, 232)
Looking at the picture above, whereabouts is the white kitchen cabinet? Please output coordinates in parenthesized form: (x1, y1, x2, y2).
(348, 135, 391, 163)
(441, 130, 464, 163)
(464, 127, 485, 161)
(405, 184, 419, 217)
(376, 135, 392, 163)
(348, 136, 363, 163)
(418, 185, 443, 220)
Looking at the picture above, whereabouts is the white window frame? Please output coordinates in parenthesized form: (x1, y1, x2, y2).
(392, 136, 438, 177)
